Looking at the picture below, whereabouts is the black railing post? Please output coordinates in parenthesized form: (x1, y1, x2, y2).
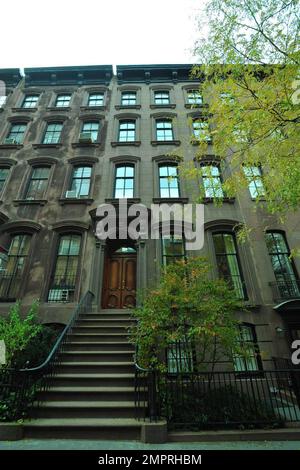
(148, 369, 158, 421)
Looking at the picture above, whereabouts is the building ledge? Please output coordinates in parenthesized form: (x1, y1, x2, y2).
(72, 142, 100, 148)
(115, 104, 141, 110)
(150, 104, 176, 109)
(105, 198, 141, 205)
(47, 107, 71, 112)
(13, 199, 47, 206)
(0, 144, 23, 150)
(11, 107, 37, 113)
(80, 106, 106, 112)
(59, 197, 94, 205)
(151, 140, 181, 146)
(152, 197, 189, 204)
(184, 103, 209, 109)
(111, 141, 141, 147)
(33, 143, 62, 149)
(202, 197, 235, 204)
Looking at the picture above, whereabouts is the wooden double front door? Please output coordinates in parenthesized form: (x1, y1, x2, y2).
(102, 253, 136, 309)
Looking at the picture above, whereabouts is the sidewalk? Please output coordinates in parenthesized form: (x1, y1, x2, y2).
(0, 439, 300, 450)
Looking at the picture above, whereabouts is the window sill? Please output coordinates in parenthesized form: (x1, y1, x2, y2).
(191, 139, 212, 146)
(59, 197, 94, 205)
(151, 140, 181, 146)
(33, 143, 62, 149)
(0, 144, 23, 149)
(11, 107, 37, 112)
(13, 199, 47, 206)
(150, 104, 176, 109)
(115, 104, 141, 110)
(80, 106, 106, 112)
(111, 141, 141, 147)
(202, 197, 235, 204)
(184, 103, 209, 109)
(105, 198, 141, 205)
(72, 142, 100, 148)
(152, 197, 189, 204)
(47, 107, 71, 112)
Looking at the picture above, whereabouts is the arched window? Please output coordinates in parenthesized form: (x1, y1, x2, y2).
(118, 120, 136, 142)
(156, 119, 173, 141)
(48, 234, 81, 302)
(265, 231, 299, 298)
(25, 166, 50, 200)
(0, 234, 31, 301)
(212, 231, 247, 300)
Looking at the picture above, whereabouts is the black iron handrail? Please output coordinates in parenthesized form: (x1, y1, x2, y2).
(134, 346, 160, 422)
(0, 290, 94, 421)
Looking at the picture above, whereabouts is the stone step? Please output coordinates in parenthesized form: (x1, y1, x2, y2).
(80, 313, 134, 320)
(59, 351, 134, 362)
(72, 325, 131, 334)
(37, 386, 143, 402)
(23, 418, 141, 440)
(31, 401, 143, 419)
(77, 318, 135, 326)
(56, 362, 135, 374)
(49, 373, 136, 387)
(68, 333, 130, 342)
(64, 341, 134, 352)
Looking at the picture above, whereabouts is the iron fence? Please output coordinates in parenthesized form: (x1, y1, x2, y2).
(135, 362, 300, 429)
(269, 279, 300, 301)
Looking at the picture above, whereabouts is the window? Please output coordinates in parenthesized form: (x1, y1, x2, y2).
(0, 168, 9, 193)
(0, 234, 31, 300)
(121, 92, 136, 106)
(67, 166, 92, 198)
(82, 122, 99, 142)
(192, 119, 211, 142)
(161, 234, 185, 266)
(43, 122, 63, 144)
(167, 341, 194, 373)
(243, 166, 265, 198)
(22, 95, 39, 108)
(88, 93, 104, 107)
(156, 119, 173, 141)
(48, 234, 81, 302)
(159, 164, 180, 198)
(0, 96, 7, 108)
(118, 120, 136, 142)
(6, 123, 27, 144)
(233, 324, 261, 372)
(265, 232, 299, 298)
(25, 167, 50, 200)
(55, 94, 71, 107)
(114, 164, 134, 198)
(187, 89, 202, 105)
(201, 165, 224, 198)
(154, 91, 170, 105)
(212, 232, 247, 299)
(220, 92, 235, 104)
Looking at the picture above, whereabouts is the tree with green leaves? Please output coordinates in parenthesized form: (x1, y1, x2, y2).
(188, 0, 300, 216)
(131, 257, 248, 371)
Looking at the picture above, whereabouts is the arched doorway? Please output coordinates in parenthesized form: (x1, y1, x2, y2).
(101, 241, 137, 309)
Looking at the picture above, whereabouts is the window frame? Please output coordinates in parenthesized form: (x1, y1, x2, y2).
(113, 163, 135, 199)
(47, 233, 82, 303)
(243, 165, 265, 199)
(155, 119, 174, 141)
(158, 163, 180, 198)
(87, 92, 104, 107)
(212, 231, 248, 300)
(121, 91, 137, 106)
(118, 119, 136, 143)
(55, 94, 72, 108)
(67, 165, 92, 199)
(233, 323, 263, 373)
(7, 122, 27, 144)
(200, 163, 224, 199)
(22, 94, 39, 109)
(42, 122, 63, 145)
(161, 233, 186, 267)
(24, 166, 51, 200)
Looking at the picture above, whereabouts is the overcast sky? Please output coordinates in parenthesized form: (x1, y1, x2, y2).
(0, 0, 204, 70)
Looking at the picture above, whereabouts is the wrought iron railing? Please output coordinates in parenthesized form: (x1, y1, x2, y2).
(135, 357, 300, 429)
(269, 279, 300, 302)
(47, 274, 77, 302)
(134, 346, 160, 422)
(0, 290, 94, 421)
